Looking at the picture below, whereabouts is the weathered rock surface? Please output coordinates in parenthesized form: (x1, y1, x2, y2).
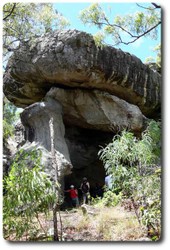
(3, 29, 161, 117)
(17, 142, 71, 186)
(46, 87, 146, 133)
(15, 121, 25, 146)
(3, 137, 17, 176)
(20, 97, 72, 179)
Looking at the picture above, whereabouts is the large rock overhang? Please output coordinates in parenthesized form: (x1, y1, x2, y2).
(3, 29, 161, 189)
(3, 29, 161, 118)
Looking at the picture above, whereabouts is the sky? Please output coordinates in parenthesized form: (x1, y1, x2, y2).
(53, 2, 161, 63)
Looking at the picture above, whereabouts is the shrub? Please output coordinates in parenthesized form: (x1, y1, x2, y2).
(3, 149, 56, 240)
(98, 120, 161, 240)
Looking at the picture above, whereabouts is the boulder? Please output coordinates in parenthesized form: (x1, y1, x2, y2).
(17, 142, 72, 186)
(20, 97, 72, 180)
(46, 87, 146, 133)
(3, 29, 161, 117)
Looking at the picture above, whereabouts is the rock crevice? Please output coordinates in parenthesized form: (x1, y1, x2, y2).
(46, 87, 146, 133)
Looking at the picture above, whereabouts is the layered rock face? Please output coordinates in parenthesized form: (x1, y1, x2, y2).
(3, 29, 161, 189)
(4, 29, 160, 116)
(20, 97, 72, 181)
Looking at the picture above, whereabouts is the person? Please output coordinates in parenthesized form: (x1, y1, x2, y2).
(80, 177, 90, 204)
(105, 175, 112, 189)
(65, 185, 79, 208)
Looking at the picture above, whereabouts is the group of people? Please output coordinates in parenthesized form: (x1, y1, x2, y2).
(65, 175, 112, 208)
(65, 177, 90, 208)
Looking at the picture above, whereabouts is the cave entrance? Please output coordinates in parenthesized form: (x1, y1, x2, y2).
(64, 125, 114, 197)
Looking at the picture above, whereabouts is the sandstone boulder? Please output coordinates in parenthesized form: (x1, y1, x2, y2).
(3, 29, 161, 117)
(46, 87, 145, 133)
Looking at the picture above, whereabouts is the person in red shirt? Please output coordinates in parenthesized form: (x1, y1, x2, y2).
(65, 185, 79, 208)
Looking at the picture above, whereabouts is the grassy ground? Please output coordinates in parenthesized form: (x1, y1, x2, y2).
(59, 205, 149, 241)
(4, 204, 150, 242)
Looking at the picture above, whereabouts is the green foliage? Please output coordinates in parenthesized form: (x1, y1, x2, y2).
(80, 3, 160, 44)
(145, 44, 161, 70)
(93, 32, 105, 48)
(3, 97, 17, 123)
(98, 120, 161, 240)
(154, 44, 161, 67)
(91, 191, 122, 208)
(3, 119, 14, 141)
(80, 3, 105, 27)
(3, 3, 70, 61)
(3, 149, 56, 240)
(101, 191, 122, 207)
(3, 97, 19, 140)
(136, 171, 161, 240)
(143, 120, 161, 158)
(79, 3, 161, 64)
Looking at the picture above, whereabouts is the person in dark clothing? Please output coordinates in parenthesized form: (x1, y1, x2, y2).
(80, 177, 90, 204)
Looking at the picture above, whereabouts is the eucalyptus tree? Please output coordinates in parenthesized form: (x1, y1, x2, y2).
(3, 3, 70, 64)
(80, 3, 161, 45)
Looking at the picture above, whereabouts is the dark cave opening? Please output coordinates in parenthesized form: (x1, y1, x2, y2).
(64, 125, 114, 198)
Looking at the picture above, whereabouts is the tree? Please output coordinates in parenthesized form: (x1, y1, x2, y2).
(3, 3, 70, 65)
(49, 117, 63, 241)
(80, 3, 161, 46)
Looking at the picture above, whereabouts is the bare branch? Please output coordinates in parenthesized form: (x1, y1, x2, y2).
(136, 3, 161, 10)
(93, 17, 161, 46)
(136, 3, 154, 10)
(93, 20, 136, 38)
(151, 3, 161, 9)
(121, 21, 161, 45)
(3, 3, 17, 21)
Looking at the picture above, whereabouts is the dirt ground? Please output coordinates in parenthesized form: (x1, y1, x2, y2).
(5, 204, 151, 242)
(45, 205, 150, 242)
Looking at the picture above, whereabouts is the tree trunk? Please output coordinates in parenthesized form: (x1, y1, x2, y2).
(49, 117, 60, 241)
(53, 203, 59, 241)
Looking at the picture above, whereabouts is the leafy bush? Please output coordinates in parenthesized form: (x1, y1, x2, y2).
(98, 120, 161, 240)
(136, 170, 161, 240)
(101, 191, 122, 207)
(3, 149, 56, 240)
(91, 190, 122, 208)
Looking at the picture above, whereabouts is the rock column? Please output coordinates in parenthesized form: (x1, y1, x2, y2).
(20, 97, 72, 180)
